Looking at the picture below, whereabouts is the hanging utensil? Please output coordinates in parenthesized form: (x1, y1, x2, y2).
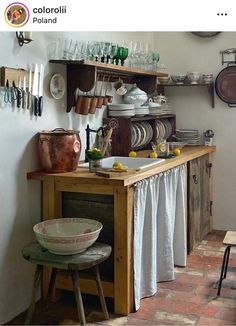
(12, 80, 21, 108)
(97, 74, 106, 108)
(17, 77, 22, 108)
(103, 75, 111, 105)
(32, 64, 39, 116)
(215, 66, 236, 107)
(88, 82, 98, 114)
(4, 80, 12, 104)
(22, 75, 27, 109)
(216, 48, 236, 107)
(38, 64, 44, 116)
(27, 67, 32, 110)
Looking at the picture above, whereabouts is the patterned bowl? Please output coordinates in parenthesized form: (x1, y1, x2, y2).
(33, 218, 103, 255)
(171, 74, 187, 84)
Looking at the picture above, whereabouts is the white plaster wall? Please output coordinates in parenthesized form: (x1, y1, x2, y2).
(153, 32, 236, 232)
(0, 31, 154, 323)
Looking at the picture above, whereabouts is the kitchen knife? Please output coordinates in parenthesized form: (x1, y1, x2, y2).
(38, 64, 44, 117)
(22, 75, 27, 109)
(27, 68, 32, 110)
(32, 64, 39, 116)
(16, 77, 22, 109)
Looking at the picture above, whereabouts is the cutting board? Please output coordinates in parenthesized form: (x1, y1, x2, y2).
(95, 168, 137, 178)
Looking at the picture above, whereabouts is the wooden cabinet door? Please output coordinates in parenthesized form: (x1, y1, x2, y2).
(199, 155, 211, 240)
(187, 155, 211, 252)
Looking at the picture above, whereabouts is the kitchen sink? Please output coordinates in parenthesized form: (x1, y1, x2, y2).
(79, 156, 165, 171)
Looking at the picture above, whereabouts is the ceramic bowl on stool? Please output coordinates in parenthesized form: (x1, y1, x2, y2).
(33, 218, 103, 255)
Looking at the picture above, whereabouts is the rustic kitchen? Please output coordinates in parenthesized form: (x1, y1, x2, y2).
(1, 31, 236, 325)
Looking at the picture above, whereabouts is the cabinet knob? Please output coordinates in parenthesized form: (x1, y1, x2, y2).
(192, 174, 199, 184)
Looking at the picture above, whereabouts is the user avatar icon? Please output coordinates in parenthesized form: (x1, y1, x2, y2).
(5, 3, 29, 27)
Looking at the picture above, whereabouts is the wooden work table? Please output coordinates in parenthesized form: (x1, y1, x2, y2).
(27, 146, 215, 315)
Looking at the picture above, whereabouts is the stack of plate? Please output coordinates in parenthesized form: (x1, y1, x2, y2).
(155, 119, 173, 141)
(108, 104, 135, 118)
(135, 105, 150, 117)
(175, 129, 200, 144)
(131, 121, 153, 150)
(161, 103, 173, 114)
(149, 102, 162, 115)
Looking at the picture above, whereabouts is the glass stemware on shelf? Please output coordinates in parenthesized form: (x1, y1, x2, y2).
(110, 44, 118, 64)
(114, 46, 129, 66)
(47, 38, 165, 70)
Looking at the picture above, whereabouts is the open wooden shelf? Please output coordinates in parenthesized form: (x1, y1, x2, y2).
(156, 82, 215, 108)
(103, 114, 176, 156)
(50, 59, 167, 78)
(49, 60, 168, 112)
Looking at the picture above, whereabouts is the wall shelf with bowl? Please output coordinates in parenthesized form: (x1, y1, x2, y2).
(103, 114, 176, 156)
(49, 59, 168, 112)
(156, 82, 215, 108)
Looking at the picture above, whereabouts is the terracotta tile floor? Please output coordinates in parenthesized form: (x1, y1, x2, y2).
(7, 230, 236, 325)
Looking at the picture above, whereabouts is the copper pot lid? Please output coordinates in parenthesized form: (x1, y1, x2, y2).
(215, 66, 236, 105)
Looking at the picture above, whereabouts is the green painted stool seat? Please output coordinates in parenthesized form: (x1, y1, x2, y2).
(22, 241, 112, 325)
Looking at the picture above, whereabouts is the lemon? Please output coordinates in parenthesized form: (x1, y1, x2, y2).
(129, 151, 137, 157)
(173, 148, 181, 156)
(149, 151, 158, 158)
(113, 161, 123, 170)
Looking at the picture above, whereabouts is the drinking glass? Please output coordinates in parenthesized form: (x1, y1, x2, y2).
(103, 42, 112, 63)
(110, 44, 118, 64)
(75, 41, 84, 60)
(152, 52, 160, 70)
(133, 41, 141, 68)
(128, 41, 135, 67)
(92, 42, 101, 61)
(99, 42, 106, 62)
(114, 47, 122, 65)
(119, 47, 129, 66)
(138, 41, 146, 69)
(87, 41, 96, 61)
(62, 38, 72, 59)
(68, 40, 77, 60)
(47, 42, 57, 60)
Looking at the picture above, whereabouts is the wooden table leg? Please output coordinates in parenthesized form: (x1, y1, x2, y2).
(25, 265, 43, 325)
(42, 180, 62, 299)
(71, 270, 86, 326)
(113, 186, 134, 315)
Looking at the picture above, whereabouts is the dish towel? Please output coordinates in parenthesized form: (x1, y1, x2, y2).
(133, 164, 186, 310)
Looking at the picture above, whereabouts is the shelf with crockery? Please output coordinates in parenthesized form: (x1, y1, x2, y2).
(103, 115, 176, 156)
(49, 59, 168, 113)
(156, 81, 215, 108)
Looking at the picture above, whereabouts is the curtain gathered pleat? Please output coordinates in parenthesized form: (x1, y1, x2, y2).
(133, 164, 186, 310)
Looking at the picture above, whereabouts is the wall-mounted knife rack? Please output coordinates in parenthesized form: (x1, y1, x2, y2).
(0, 67, 31, 87)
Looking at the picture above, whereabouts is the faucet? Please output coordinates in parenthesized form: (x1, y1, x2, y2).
(85, 124, 105, 161)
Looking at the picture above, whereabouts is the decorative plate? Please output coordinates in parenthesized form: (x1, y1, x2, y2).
(50, 73, 66, 100)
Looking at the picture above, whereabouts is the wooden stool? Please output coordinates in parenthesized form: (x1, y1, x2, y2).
(22, 241, 111, 325)
(217, 231, 236, 296)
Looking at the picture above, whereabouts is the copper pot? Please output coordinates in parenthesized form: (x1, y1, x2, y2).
(38, 128, 81, 173)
